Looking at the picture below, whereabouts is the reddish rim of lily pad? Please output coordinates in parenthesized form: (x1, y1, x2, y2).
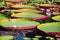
(47, 32, 60, 37)
(31, 16, 48, 20)
(40, 6, 54, 9)
(12, 16, 48, 21)
(4, 25, 37, 30)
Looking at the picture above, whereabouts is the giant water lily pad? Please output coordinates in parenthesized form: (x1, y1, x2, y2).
(12, 5, 35, 8)
(39, 4, 57, 9)
(52, 16, 60, 21)
(34, 0, 46, 2)
(0, 14, 7, 20)
(0, 35, 14, 40)
(11, 13, 44, 18)
(0, 19, 40, 29)
(37, 22, 60, 32)
(11, 13, 48, 20)
(12, 9, 39, 13)
(40, 4, 57, 6)
(0, 14, 8, 22)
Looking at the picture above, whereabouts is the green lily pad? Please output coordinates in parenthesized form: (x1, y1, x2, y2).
(0, 35, 14, 40)
(23, 38, 30, 40)
(0, 19, 40, 27)
(11, 13, 44, 18)
(40, 4, 57, 6)
(34, 0, 46, 2)
(37, 22, 60, 32)
(52, 16, 60, 21)
(32, 38, 39, 40)
(0, 14, 8, 20)
(12, 5, 35, 8)
(12, 9, 38, 13)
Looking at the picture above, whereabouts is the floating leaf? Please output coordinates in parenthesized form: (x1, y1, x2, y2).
(37, 22, 60, 32)
(12, 5, 35, 8)
(52, 16, 60, 21)
(11, 13, 44, 18)
(0, 14, 8, 21)
(0, 35, 14, 40)
(0, 19, 40, 29)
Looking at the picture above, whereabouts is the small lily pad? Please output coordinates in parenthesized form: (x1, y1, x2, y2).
(0, 35, 14, 40)
(52, 16, 60, 21)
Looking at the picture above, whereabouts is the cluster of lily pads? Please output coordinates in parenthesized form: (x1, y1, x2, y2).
(0, 0, 60, 39)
